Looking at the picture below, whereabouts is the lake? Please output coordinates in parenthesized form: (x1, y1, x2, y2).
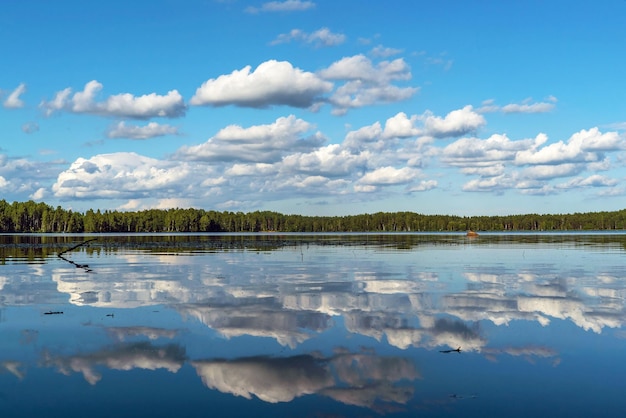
(1, 233, 626, 417)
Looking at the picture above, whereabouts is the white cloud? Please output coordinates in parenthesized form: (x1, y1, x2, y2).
(40, 80, 186, 119)
(320, 55, 418, 114)
(30, 187, 46, 200)
(52, 152, 198, 199)
(383, 112, 420, 138)
(422, 105, 486, 138)
(344, 122, 383, 150)
(225, 163, 277, 177)
(462, 174, 514, 192)
(270, 174, 350, 194)
(320, 55, 411, 84)
(190, 60, 332, 108)
(521, 163, 584, 180)
(460, 165, 505, 177)
(118, 199, 143, 211)
(245, 0, 315, 13)
(154, 198, 195, 209)
(329, 82, 417, 115)
(514, 128, 624, 165)
(0, 155, 65, 198)
(106, 122, 179, 139)
(175, 115, 324, 163)
(272, 27, 346, 47)
(358, 166, 420, 186)
(556, 174, 618, 189)
(3, 83, 26, 108)
(407, 180, 438, 192)
(281, 144, 368, 177)
(442, 133, 542, 167)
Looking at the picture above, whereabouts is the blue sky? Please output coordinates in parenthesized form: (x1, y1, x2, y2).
(1, 0, 625, 216)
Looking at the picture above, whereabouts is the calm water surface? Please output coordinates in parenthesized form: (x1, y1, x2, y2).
(1, 233, 626, 417)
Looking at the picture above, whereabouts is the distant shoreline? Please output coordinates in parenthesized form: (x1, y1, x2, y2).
(1, 199, 625, 233)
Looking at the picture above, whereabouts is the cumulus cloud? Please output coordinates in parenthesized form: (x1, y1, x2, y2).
(281, 144, 368, 177)
(190, 60, 332, 108)
(40, 80, 186, 119)
(556, 174, 618, 189)
(175, 115, 324, 163)
(358, 166, 421, 186)
(521, 163, 584, 180)
(106, 121, 179, 139)
(30, 187, 46, 200)
(3, 83, 26, 108)
(441, 125, 626, 196)
(320, 55, 411, 84)
(245, 0, 315, 13)
(383, 112, 420, 138)
(422, 105, 486, 138)
(442, 133, 544, 167)
(343, 122, 384, 150)
(514, 128, 624, 165)
(407, 180, 438, 192)
(329, 82, 417, 115)
(271, 27, 346, 47)
(462, 174, 517, 192)
(0, 155, 65, 198)
(52, 152, 199, 199)
(320, 55, 418, 114)
(225, 163, 277, 177)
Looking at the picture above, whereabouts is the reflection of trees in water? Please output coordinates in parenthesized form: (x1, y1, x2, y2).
(192, 350, 420, 410)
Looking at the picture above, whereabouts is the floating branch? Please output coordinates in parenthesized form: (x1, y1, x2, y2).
(58, 238, 97, 256)
(439, 347, 462, 353)
(57, 238, 97, 272)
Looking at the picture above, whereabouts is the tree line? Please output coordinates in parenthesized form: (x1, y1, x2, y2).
(1, 199, 625, 233)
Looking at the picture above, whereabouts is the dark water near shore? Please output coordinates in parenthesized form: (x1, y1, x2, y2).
(1, 233, 626, 417)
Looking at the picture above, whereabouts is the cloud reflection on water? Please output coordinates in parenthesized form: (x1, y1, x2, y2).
(1, 361, 25, 380)
(3, 239, 626, 351)
(192, 351, 419, 408)
(42, 342, 186, 385)
(2, 235, 626, 415)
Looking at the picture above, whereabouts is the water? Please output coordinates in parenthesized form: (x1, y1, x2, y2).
(1, 233, 626, 417)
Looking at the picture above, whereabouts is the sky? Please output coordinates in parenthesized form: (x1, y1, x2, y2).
(1, 0, 626, 216)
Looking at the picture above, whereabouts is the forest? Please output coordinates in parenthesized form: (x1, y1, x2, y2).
(1, 199, 625, 233)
